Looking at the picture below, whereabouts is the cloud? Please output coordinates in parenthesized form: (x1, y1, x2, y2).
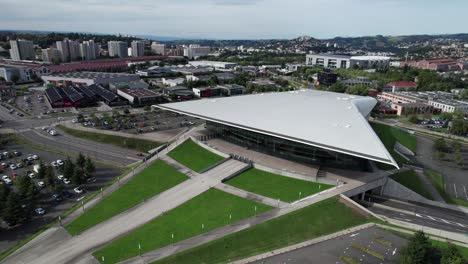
(0, 0, 465, 39)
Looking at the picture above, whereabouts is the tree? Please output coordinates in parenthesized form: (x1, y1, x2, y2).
(123, 108, 130, 115)
(44, 164, 56, 190)
(454, 151, 463, 167)
(399, 231, 432, 264)
(16, 175, 37, 203)
(84, 156, 95, 177)
(440, 244, 463, 264)
(433, 138, 447, 153)
(143, 105, 151, 112)
(112, 109, 119, 117)
(409, 114, 419, 124)
(36, 160, 47, 179)
(63, 157, 75, 180)
(72, 167, 84, 185)
(2, 192, 27, 226)
(345, 84, 369, 96)
(76, 153, 86, 171)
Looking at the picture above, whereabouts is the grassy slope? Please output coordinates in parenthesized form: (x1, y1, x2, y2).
(153, 197, 368, 264)
(93, 189, 272, 263)
(66, 160, 188, 234)
(226, 168, 333, 202)
(391, 170, 433, 200)
(57, 125, 161, 152)
(371, 122, 417, 169)
(424, 169, 468, 207)
(168, 139, 224, 172)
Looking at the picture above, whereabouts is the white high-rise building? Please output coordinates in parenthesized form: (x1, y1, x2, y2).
(79, 40, 99, 61)
(131, 40, 145, 57)
(56, 39, 81, 62)
(9, 40, 35, 61)
(151, 42, 166, 55)
(108, 41, 128, 58)
(183, 44, 211, 59)
(41, 48, 61, 63)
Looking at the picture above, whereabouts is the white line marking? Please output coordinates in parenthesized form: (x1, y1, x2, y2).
(350, 233, 358, 237)
(463, 185, 468, 201)
(454, 184, 458, 198)
(392, 248, 397, 256)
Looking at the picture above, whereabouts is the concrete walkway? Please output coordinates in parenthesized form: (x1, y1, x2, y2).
(214, 183, 290, 208)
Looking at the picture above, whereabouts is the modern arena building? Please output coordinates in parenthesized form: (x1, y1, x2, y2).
(156, 90, 398, 171)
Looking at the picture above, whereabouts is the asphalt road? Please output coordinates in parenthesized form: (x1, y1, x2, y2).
(252, 226, 406, 264)
(16, 129, 139, 166)
(366, 197, 468, 235)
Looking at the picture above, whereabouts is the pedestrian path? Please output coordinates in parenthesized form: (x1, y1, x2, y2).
(215, 183, 290, 208)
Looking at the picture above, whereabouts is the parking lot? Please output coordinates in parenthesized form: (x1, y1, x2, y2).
(14, 91, 74, 118)
(0, 140, 121, 253)
(77, 109, 202, 134)
(252, 226, 406, 264)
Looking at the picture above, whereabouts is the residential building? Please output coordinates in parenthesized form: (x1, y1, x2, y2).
(56, 39, 80, 62)
(80, 40, 99, 61)
(117, 88, 163, 105)
(131, 40, 145, 57)
(400, 58, 462, 72)
(108, 41, 128, 58)
(0, 80, 16, 100)
(305, 53, 390, 69)
(41, 48, 61, 63)
(342, 77, 374, 87)
(151, 43, 166, 55)
(9, 40, 35, 61)
(383, 81, 417, 92)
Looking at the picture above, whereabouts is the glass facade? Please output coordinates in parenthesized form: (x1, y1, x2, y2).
(206, 121, 371, 171)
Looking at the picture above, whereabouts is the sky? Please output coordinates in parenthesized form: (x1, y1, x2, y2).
(0, 0, 466, 39)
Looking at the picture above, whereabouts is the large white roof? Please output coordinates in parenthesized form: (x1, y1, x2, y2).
(156, 90, 398, 168)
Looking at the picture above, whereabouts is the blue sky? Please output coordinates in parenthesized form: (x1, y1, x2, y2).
(0, 0, 466, 39)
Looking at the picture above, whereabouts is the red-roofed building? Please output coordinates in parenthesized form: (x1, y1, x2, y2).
(383, 81, 417, 93)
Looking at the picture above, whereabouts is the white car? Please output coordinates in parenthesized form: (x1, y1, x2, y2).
(35, 208, 45, 215)
(28, 173, 35, 179)
(2, 175, 9, 181)
(37, 181, 45, 188)
(51, 161, 58, 167)
(32, 155, 39, 160)
(49, 130, 57, 136)
(57, 160, 64, 166)
(72, 118, 78, 123)
(4, 178, 12, 185)
(9, 164, 17, 170)
(73, 187, 83, 194)
(63, 178, 71, 185)
(57, 174, 64, 180)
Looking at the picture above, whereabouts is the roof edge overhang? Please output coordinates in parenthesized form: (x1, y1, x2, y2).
(154, 103, 400, 169)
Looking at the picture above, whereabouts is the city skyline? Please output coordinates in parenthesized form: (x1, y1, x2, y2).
(1, 0, 467, 39)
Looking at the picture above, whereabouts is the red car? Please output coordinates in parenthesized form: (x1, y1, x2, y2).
(136, 153, 144, 157)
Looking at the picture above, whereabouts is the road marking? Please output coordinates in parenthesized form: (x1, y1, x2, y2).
(463, 185, 468, 201)
(350, 233, 359, 237)
(454, 184, 458, 198)
(392, 248, 397, 256)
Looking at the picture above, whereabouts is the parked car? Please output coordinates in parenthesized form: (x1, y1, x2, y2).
(51, 161, 58, 167)
(57, 160, 64, 166)
(57, 174, 64, 180)
(28, 173, 35, 179)
(9, 164, 17, 170)
(35, 208, 45, 215)
(52, 194, 62, 202)
(37, 181, 45, 188)
(73, 187, 83, 193)
(63, 178, 71, 185)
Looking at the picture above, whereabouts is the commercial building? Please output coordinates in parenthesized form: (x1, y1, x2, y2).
(45, 86, 96, 108)
(0, 80, 15, 100)
(216, 84, 245, 96)
(88, 84, 128, 106)
(188, 61, 238, 69)
(156, 90, 398, 170)
(9, 40, 35, 61)
(192, 86, 221, 98)
(400, 58, 462, 72)
(342, 77, 374, 87)
(317, 69, 337, 86)
(41, 48, 61, 63)
(305, 53, 390, 69)
(109, 80, 149, 92)
(162, 86, 194, 100)
(117, 88, 163, 106)
(151, 43, 166, 55)
(184, 44, 211, 59)
(41, 71, 140, 86)
(162, 77, 185, 87)
(383, 81, 417, 92)
(131, 41, 145, 57)
(108, 41, 128, 58)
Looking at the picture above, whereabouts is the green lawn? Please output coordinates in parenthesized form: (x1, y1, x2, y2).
(168, 139, 224, 172)
(66, 160, 188, 235)
(226, 168, 333, 202)
(57, 125, 161, 152)
(424, 169, 468, 208)
(152, 197, 368, 264)
(371, 122, 417, 169)
(390, 170, 433, 200)
(93, 189, 272, 263)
